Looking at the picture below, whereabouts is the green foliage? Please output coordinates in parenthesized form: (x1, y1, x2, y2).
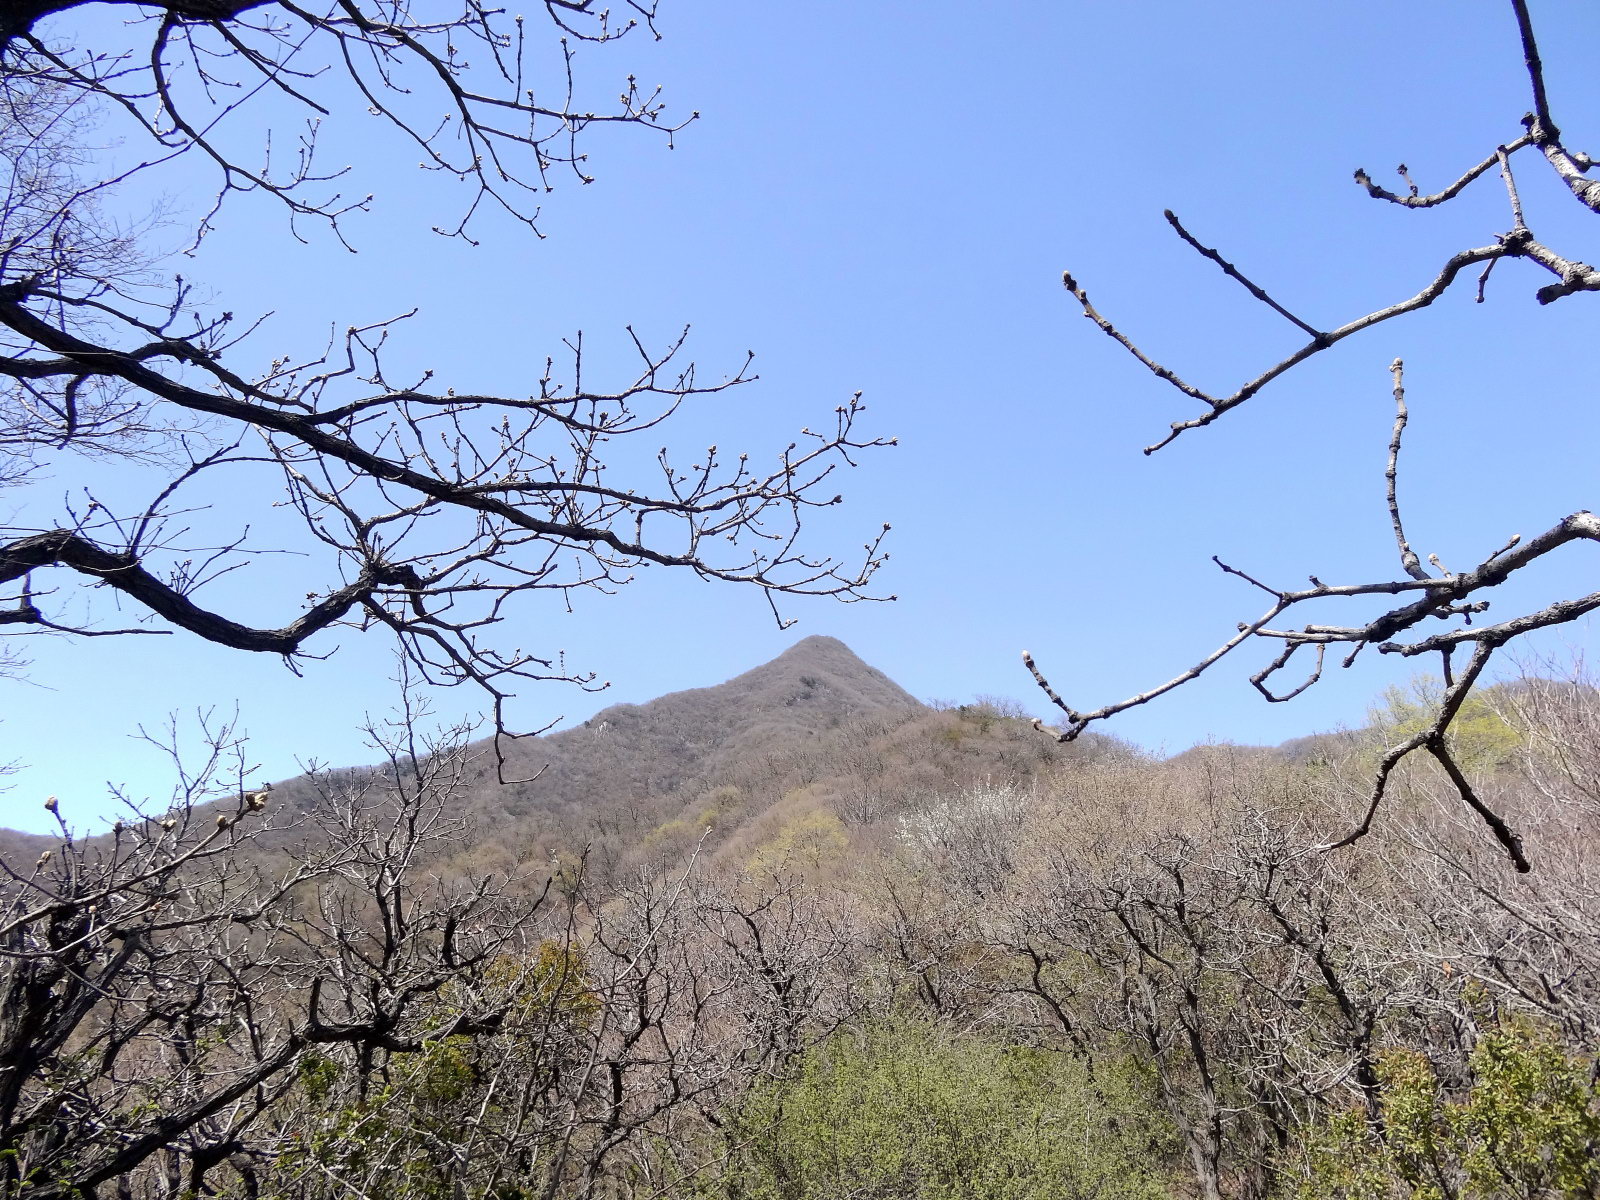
(706, 1017, 1175, 1200)
(466, 941, 599, 1030)
(298, 1052, 340, 1103)
(644, 814, 703, 855)
(748, 808, 850, 879)
(523, 940, 602, 1028)
(400, 1036, 477, 1107)
(1367, 675, 1521, 775)
(279, 1042, 488, 1200)
(698, 784, 745, 828)
(1298, 1018, 1600, 1200)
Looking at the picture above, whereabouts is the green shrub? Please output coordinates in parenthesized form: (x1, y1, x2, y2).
(1298, 1017, 1600, 1200)
(709, 1017, 1174, 1200)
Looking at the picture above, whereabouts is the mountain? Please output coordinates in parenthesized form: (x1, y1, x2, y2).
(439, 633, 1129, 879)
(0, 637, 1112, 877)
(477, 635, 919, 819)
(325, 633, 1116, 878)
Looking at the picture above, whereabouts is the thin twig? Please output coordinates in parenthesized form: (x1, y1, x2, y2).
(1497, 145, 1528, 230)
(1163, 210, 1322, 338)
(1385, 360, 1428, 582)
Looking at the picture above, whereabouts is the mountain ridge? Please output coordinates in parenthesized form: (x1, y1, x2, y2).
(467, 634, 922, 824)
(0, 635, 919, 857)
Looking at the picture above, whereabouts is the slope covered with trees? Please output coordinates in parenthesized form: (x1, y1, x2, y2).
(3, 0, 1597, 1195)
(7, 639, 1600, 1198)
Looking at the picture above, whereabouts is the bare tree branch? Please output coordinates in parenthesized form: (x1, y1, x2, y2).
(1034, 0, 1597, 867)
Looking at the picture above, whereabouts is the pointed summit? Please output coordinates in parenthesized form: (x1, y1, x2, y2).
(722, 635, 917, 713)
(485, 636, 919, 817)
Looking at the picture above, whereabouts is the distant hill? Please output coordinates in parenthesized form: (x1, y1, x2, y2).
(477, 635, 920, 821)
(0, 637, 1138, 878)
(263, 635, 1113, 880)
(15, 648, 1575, 871)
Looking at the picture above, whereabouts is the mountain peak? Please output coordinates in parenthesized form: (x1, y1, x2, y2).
(583, 635, 917, 728)
(718, 636, 916, 708)
(781, 634, 850, 653)
(482, 636, 918, 817)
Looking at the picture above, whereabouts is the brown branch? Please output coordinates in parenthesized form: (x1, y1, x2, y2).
(1510, 0, 1557, 145)
(1429, 739, 1530, 872)
(1497, 145, 1528, 231)
(1382, 589, 1600, 659)
(0, 291, 833, 580)
(1250, 642, 1324, 703)
(0, 528, 401, 652)
(1163, 210, 1322, 338)
(1064, 244, 1508, 453)
(1384, 359, 1429, 582)
(1025, 509, 1600, 753)
(1353, 135, 1535, 208)
(1, 0, 275, 44)
(1519, 236, 1600, 303)
(1319, 642, 1495, 857)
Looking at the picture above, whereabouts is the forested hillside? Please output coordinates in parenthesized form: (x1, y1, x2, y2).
(4, 0, 1596, 1195)
(6, 640, 1600, 1198)
(83, 636, 1099, 880)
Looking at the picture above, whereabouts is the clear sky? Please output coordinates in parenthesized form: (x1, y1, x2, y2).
(3, 0, 1596, 834)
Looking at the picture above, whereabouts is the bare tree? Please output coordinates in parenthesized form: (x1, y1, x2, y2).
(0, 701, 576, 1200)
(4, 697, 860, 1199)
(0, 2, 892, 761)
(1025, 0, 1595, 870)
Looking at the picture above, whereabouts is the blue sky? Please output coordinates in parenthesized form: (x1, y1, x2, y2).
(3, 1, 1596, 834)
